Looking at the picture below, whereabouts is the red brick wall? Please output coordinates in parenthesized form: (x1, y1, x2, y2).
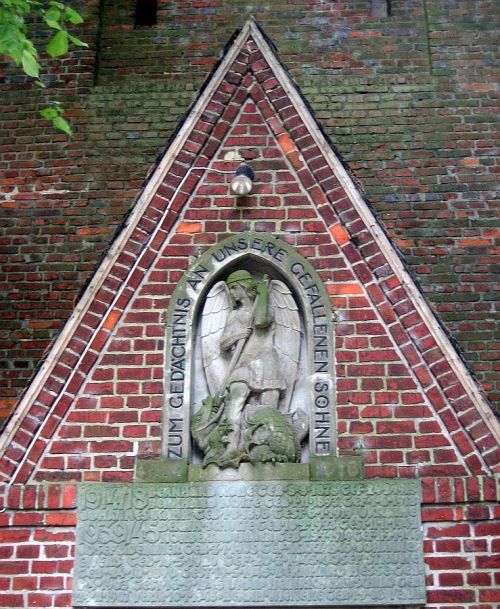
(0, 485, 75, 609)
(1, 480, 498, 608)
(0, 0, 499, 421)
(0, 33, 498, 608)
(22, 89, 492, 482)
(0, 3, 498, 609)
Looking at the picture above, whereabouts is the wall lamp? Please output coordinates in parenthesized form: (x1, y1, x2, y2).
(230, 163, 254, 196)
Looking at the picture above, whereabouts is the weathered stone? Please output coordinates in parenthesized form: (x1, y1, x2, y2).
(189, 462, 309, 482)
(193, 271, 303, 468)
(309, 455, 364, 480)
(163, 232, 336, 464)
(135, 457, 188, 483)
(74, 480, 425, 607)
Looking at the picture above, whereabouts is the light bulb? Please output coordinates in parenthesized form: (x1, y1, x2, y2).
(230, 164, 254, 196)
(230, 174, 253, 195)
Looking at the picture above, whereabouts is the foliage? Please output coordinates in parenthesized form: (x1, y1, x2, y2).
(0, 0, 87, 135)
(40, 100, 71, 134)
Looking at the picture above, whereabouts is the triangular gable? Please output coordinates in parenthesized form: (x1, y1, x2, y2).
(0, 19, 498, 487)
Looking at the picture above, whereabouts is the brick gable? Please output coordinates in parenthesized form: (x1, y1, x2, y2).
(2, 1, 499, 421)
(1, 21, 496, 486)
(0, 19, 498, 609)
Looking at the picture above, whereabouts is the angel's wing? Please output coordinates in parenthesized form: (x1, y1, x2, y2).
(270, 280, 301, 414)
(200, 281, 231, 396)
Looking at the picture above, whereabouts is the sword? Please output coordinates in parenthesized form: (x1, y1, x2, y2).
(196, 275, 268, 431)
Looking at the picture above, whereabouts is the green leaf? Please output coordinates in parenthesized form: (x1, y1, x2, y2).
(0, 22, 26, 64)
(44, 18, 62, 30)
(46, 29, 68, 57)
(2, 0, 82, 136)
(0, 38, 23, 65)
(23, 38, 37, 57)
(52, 115, 72, 136)
(68, 33, 88, 48)
(29, 1, 44, 15)
(40, 107, 59, 120)
(63, 6, 84, 25)
(0, 0, 31, 14)
(21, 49, 39, 77)
(43, 8, 61, 29)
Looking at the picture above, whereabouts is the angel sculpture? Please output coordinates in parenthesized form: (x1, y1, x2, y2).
(191, 270, 307, 468)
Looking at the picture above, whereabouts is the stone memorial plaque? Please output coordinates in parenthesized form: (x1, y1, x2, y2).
(163, 233, 337, 464)
(74, 480, 425, 607)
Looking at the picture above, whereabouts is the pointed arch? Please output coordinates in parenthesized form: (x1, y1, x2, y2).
(162, 232, 336, 461)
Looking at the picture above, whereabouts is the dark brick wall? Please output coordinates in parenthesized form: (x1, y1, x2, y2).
(0, 11, 498, 609)
(0, 0, 498, 421)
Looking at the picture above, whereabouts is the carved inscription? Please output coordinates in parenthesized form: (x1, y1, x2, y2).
(166, 297, 190, 457)
(74, 480, 425, 607)
(163, 233, 335, 460)
(289, 260, 332, 454)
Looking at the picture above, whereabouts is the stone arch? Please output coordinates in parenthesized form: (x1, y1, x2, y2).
(162, 232, 336, 463)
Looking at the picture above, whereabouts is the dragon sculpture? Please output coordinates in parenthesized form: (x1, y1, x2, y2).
(191, 270, 307, 468)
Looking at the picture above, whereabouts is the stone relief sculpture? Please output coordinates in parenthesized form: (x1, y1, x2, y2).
(191, 270, 307, 468)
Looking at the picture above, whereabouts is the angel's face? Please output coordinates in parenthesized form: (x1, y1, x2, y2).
(228, 282, 246, 304)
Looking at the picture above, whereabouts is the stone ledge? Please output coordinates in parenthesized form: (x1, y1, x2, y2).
(135, 456, 364, 483)
(309, 455, 364, 480)
(189, 462, 310, 482)
(135, 457, 188, 483)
